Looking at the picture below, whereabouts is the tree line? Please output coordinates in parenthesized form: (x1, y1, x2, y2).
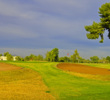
(0, 52, 44, 61)
(0, 48, 110, 63)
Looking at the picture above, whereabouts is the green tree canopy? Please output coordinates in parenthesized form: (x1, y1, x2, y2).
(85, 3, 110, 43)
(46, 48, 59, 62)
(37, 55, 43, 61)
(85, 22, 104, 43)
(6, 54, 13, 61)
(15, 56, 24, 61)
(4, 52, 9, 56)
(24, 54, 44, 61)
(59, 56, 70, 62)
(90, 56, 99, 63)
(106, 56, 110, 63)
(71, 49, 81, 63)
(3, 52, 13, 61)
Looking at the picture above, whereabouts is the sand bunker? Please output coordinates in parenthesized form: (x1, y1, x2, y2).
(0, 63, 21, 71)
(57, 63, 110, 75)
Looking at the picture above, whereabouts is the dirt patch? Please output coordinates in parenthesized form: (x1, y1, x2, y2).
(57, 63, 110, 75)
(0, 63, 21, 71)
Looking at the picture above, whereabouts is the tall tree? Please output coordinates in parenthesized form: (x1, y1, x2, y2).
(85, 3, 110, 43)
(99, 3, 110, 38)
(51, 48, 59, 62)
(46, 48, 59, 62)
(46, 51, 52, 61)
(71, 49, 81, 63)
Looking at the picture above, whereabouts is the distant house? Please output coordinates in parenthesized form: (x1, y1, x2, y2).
(0, 56, 16, 61)
(0, 56, 7, 61)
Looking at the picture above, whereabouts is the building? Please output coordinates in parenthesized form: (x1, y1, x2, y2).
(0, 56, 16, 61)
(0, 56, 7, 61)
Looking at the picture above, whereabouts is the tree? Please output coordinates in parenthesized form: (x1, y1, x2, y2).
(46, 48, 59, 62)
(15, 56, 24, 61)
(51, 48, 59, 62)
(99, 3, 110, 39)
(46, 51, 52, 61)
(71, 49, 81, 63)
(59, 56, 70, 62)
(3, 52, 13, 61)
(90, 56, 99, 63)
(29, 54, 36, 61)
(106, 56, 110, 63)
(85, 22, 104, 43)
(24, 56, 30, 61)
(6, 54, 13, 61)
(98, 57, 109, 63)
(0, 54, 2, 56)
(4, 52, 9, 56)
(85, 3, 110, 43)
(37, 55, 43, 61)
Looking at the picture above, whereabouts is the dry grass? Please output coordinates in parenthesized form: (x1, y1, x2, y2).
(0, 63, 21, 71)
(57, 63, 110, 81)
(0, 67, 55, 100)
(67, 71, 110, 81)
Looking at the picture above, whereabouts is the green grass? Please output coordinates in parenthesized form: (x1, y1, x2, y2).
(8, 62, 110, 100)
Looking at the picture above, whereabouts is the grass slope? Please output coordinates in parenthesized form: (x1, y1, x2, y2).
(9, 62, 110, 100)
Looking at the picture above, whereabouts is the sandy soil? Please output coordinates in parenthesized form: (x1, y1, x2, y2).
(57, 63, 110, 75)
(0, 63, 21, 71)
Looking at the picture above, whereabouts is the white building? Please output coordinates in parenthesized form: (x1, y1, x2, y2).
(0, 56, 7, 61)
(0, 56, 16, 61)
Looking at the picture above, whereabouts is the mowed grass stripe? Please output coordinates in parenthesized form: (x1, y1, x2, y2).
(0, 63, 55, 100)
(9, 62, 110, 100)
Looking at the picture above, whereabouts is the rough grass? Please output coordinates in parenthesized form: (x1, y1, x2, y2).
(0, 64, 55, 100)
(8, 62, 110, 100)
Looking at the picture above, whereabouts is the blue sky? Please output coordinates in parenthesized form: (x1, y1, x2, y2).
(0, 0, 110, 58)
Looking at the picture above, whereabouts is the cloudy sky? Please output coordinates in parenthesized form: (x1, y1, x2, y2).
(0, 0, 110, 58)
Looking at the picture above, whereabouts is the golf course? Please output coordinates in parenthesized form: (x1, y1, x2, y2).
(0, 62, 110, 100)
